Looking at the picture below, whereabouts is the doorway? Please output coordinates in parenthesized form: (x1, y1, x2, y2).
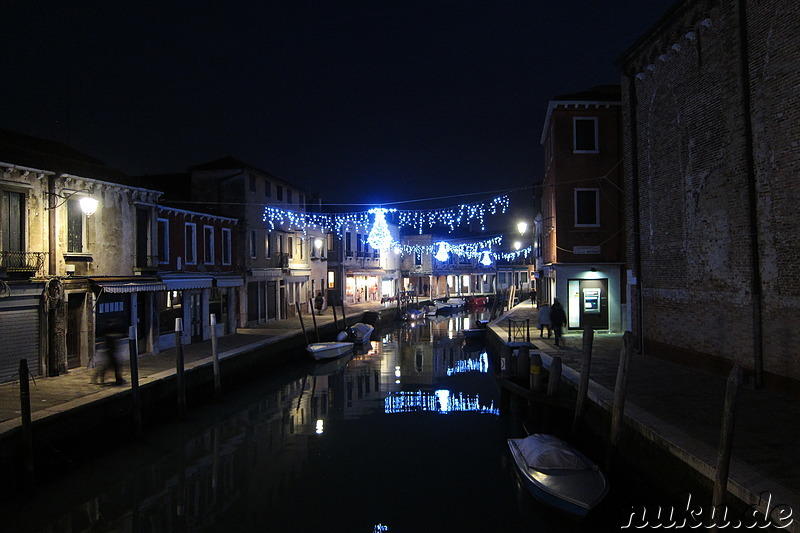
(567, 278, 609, 330)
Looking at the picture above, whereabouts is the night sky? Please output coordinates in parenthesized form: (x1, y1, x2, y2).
(1, 1, 675, 211)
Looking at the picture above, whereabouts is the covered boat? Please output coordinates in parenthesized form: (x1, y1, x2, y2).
(507, 434, 608, 517)
(307, 341, 354, 361)
(336, 322, 374, 344)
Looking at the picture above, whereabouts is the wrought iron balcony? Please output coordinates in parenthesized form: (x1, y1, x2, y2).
(0, 251, 47, 276)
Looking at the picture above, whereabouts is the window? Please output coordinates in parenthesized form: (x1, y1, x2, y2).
(222, 228, 232, 265)
(67, 198, 85, 253)
(249, 174, 256, 192)
(288, 236, 293, 258)
(356, 233, 362, 257)
(203, 226, 214, 264)
(574, 117, 598, 153)
(345, 232, 352, 257)
(184, 223, 197, 264)
(277, 185, 284, 201)
(265, 179, 271, 198)
(575, 188, 600, 227)
(1, 190, 25, 252)
(299, 238, 304, 260)
(157, 218, 169, 263)
(287, 189, 293, 203)
(414, 251, 422, 266)
(249, 230, 257, 258)
(328, 270, 335, 289)
(264, 232, 271, 258)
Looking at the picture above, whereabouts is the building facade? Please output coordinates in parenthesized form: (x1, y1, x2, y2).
(537, 86, 627, 332)
(620, 0, 800, 387)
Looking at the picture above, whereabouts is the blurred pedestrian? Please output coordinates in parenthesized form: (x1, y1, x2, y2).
(92, 322, 125, 385)
(314, 291, 324, 314)
(550, 299, 567, 346)
(537, 303, 551, 338)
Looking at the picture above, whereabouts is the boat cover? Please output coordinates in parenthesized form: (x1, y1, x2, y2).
(516, 434, 592, 471)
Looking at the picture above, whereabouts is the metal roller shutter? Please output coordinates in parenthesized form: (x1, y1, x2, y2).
(0, 307, 40, 383)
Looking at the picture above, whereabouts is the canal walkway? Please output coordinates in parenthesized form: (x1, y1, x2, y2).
(0, 301, 389, 434)
(491, 299, 800, 528)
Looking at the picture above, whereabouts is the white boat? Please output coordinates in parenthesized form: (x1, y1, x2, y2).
(435, 298, 466, 313)
(306, 341, 354, 361)
(507, 434, 609, 517)
(336, 322, 374, 344)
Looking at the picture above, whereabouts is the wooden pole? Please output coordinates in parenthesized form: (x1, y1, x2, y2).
(340, 298, 348, 328)
(210, 314, 221, 402)
(608, 331, 633, 464)
(175, 318, 186, 418)
(309, 299, 320, 342)
(19, 359, 34, 486)
(529, 350, 543, 393)
(572, 326, 594, 437)
(332, 298, 339, 330)
(547, 356, 562, 397)
(128, 326, 142, 440)
(712, 363, 743, 509)
(296, 302, 309, 345)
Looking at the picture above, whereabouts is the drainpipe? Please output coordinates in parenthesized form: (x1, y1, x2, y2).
(625, 72, 644, 354)
(737, 0, 763, 387)
(48, 174, 58, 275)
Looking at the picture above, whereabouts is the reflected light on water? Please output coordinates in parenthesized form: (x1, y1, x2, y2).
(384, 390, 499, 415)
(447, 352, 489, 376)
(315, 419, 324, 434)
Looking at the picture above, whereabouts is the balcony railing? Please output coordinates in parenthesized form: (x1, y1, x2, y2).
(0, 251, 47, 275)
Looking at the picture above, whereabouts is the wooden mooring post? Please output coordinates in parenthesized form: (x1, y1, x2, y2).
(175, 318, 186, 418)
(572, 326, 594, 437)
(712, 363, 742, 510)
(210, 314, 222, 402)
(608, 331, 633, 465)
(309, 299, 320, 342)
(296, 302, 309, 345)
(19, 359, 34, 486)
(128, 326, 142, 440)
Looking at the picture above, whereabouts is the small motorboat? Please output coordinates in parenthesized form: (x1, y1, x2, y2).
(466, 296, 488, 308)
(507, 434, 609, 517)
(307, 341, 354, 361)
(336, 322, 374, 344)
(462, 319, 488, 339)
(435, 298, 466, 313)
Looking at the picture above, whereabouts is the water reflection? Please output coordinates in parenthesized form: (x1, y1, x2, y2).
(1, 310, 594, 532)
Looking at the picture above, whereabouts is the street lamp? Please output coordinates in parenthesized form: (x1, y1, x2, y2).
(517, 221, 528, 235)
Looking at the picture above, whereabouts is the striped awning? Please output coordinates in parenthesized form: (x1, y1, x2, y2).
(91, 280, 166, 293)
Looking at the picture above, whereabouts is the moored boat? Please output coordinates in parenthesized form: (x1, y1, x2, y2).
(336, 322, 374, 344)
(435, 298, 466, 313)
(507, 434, 609, 517)
(306, 341, 355, 361)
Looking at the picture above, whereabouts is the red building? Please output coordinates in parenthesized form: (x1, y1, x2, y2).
(537, 86, 627, 332)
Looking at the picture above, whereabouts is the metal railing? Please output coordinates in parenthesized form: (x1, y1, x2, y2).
(0, 251, 47, 274)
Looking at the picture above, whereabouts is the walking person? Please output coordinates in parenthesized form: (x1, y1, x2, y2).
(550, 298, 567, 346)
(314, 291, 324, 314)
(537, 303, 551, 338)
(93, 322, 125, 385)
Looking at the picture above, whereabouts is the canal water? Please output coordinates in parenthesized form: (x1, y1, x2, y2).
(2, 312, 663, 532)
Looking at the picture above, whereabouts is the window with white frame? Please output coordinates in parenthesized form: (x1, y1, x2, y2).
(157, 218, 169, 263)
(222, 228, 232, 265)
(574, 188, 600, 227)
(203, 226, 214, 264)
(185, 223, 197, 264)
(249, 230, 257, 258)
(573, 117, 599, 153)
(2, 190, 26, 252)
(264, 232, 271, 258)
(288, 236, 293, 258)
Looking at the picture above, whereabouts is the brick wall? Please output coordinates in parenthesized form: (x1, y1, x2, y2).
(621, 0, 800, 384)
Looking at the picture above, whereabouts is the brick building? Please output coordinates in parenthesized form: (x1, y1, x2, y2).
(620, 0, 799, 387)
(537, 86, 627, 332)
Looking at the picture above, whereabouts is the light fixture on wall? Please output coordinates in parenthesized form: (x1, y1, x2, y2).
(46, 189, 99, 216)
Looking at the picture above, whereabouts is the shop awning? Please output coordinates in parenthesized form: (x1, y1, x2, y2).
(90, 278, 166, 293)
(347, 270, 386, 277)
(212, 274, 244, 288)
(160, 275, 213, 290)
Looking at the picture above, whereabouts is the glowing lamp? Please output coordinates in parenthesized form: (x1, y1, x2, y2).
(79, 196, 99, 216)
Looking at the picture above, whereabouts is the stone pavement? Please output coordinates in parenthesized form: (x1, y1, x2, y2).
(0, 301, 389, 432)
(492, 299, 800, 527)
